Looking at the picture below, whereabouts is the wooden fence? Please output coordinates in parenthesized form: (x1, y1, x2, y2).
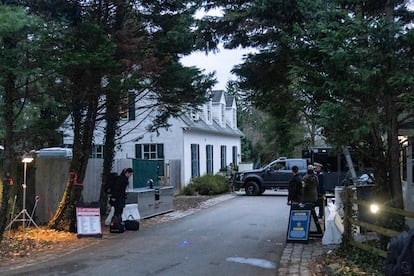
(342, 187, 414, 258)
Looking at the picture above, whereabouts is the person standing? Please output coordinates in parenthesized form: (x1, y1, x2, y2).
(287, 166, 302, 205)
(314, 162, 325, 218)
(302, 165, 319, 204)
(111, 168, 133, 218)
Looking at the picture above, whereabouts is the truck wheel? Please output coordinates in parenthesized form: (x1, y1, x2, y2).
(245, 182, 259, 196)
(259, 187, 265, 195)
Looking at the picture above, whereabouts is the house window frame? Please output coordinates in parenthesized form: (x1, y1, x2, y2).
(90, 145, 104, 159)
(207, 102, 212, 123)
(128, 92, 136, 120)
(221, 103, 225, 126)
(191, 144, 200, 177)
(120, 92, 136, 121)
(135, 143, 165, 176)
(220, 145, 227, 169)
(206, 145, 214, 174)
(232, 146, 237, 166)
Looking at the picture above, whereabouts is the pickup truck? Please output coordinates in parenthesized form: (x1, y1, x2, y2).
(232, 158, 308, 195)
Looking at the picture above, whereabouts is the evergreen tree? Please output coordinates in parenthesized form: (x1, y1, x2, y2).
(199, 0, 414, 207)
(26, 0, 215, 230)
(0, 4, 62, 239)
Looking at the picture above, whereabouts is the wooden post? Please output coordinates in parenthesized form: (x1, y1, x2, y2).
(343, 187, 353, 245)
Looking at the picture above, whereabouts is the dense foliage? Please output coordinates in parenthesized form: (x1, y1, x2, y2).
(198, 0, 414, 208)
(0, 0, 216, 236)
(182, 174, 229, 196)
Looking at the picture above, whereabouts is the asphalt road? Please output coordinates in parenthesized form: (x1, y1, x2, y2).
(5, 191, 291, 276)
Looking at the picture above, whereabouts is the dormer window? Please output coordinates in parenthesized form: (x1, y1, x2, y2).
(232, 108, 236, 129)
(221, 103, 225, 127)
(190, 109, 199, 121)
(207, 102, 212, 123)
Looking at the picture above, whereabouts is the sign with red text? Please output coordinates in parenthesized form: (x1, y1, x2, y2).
(76, 207, 102, 238)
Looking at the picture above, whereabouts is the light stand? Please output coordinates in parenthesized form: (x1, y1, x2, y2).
(6, 157, 39, 230)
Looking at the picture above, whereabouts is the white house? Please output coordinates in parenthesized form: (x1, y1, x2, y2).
(61, 90, 243, 192)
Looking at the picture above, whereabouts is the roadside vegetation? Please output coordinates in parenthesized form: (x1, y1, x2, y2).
(321, 244, 385, 275)
(181, 175, 229, 196)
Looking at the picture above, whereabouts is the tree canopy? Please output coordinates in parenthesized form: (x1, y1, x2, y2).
(199, 0, 414, 207)
(0, 0, 216, 236)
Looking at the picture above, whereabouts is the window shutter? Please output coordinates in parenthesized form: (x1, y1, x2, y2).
(135, 144, 142, 159)
(157, 144, 164, 158)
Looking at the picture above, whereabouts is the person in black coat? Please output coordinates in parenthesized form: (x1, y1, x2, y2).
(302, 165, 319, 204)
(287, 166, 302, 205)
(111, 168, 133, 217)
(314, 162, 325, 218)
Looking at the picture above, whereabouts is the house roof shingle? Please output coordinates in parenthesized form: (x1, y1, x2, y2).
(180, 114, 244, 137)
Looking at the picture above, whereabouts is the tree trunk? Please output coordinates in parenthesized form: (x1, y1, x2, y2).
(48, 88, 100, 231)
(100, 80, 121, 215)
(387, 100, 404, 209)
(0, 71, 17, 240)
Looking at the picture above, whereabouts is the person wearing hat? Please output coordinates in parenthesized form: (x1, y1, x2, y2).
(302, 164, 319, 203)
(313, 162, 325, 218)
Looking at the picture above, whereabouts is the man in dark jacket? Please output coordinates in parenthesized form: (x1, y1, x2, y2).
(302, 165, 319, 204)
(314, 162, 325, 218)
(111, 168, 133, 217)
(288, 166, 302, 205)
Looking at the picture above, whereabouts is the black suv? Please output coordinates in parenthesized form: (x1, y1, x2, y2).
(232, 158, 308, 195)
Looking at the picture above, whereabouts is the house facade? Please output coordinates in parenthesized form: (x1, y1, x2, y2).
(61, 90, 243, 191)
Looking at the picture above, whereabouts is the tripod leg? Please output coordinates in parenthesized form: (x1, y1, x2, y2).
(23, 210, 40, 229)
(5, 209, 25, 230)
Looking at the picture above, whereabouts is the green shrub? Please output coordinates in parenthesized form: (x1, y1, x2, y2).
(333, 244, 385, 275)
(186, 174, 229, 195)
(181, 184, 196, 196)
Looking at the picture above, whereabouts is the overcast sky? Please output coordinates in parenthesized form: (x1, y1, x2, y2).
(180, 47, 252, 91)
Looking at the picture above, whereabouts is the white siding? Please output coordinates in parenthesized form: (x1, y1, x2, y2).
(212, 94, 226, 127)
(225, 98, 237, 129)
(182, 130, 241, 185)
(61, 90, 242, 188)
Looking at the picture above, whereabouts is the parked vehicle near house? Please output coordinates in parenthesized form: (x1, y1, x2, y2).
(232, 157, 308, 195)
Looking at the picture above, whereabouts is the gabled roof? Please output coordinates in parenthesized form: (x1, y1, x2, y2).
(225, 95, 235, 108)
(180, 114, 243, 137)
(211, 90, 235, 108)
(211, 90, 224, 103)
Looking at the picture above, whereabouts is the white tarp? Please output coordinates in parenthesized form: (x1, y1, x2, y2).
(322, 202, 344, 245)
(105, 203, 141, 225)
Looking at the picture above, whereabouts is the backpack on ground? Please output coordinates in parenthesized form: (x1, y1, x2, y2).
(104, 172, 119, 195)
(109, 214, 125, 233)
(124, 215, 140, 231)
(385, 228, 414, 275)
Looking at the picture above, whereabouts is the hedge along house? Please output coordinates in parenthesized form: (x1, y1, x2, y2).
(60, 90, 243, 195)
